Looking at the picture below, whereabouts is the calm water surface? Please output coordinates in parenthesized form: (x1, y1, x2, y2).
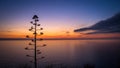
(0, 40, 120, 68)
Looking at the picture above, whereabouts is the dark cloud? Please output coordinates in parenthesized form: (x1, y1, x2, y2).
(74, 12, 120, 34)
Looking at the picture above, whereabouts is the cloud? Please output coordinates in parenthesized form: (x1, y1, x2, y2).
(74, 12, 120, 34)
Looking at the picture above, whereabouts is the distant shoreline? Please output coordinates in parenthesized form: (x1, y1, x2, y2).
(0, 38, 120, 40)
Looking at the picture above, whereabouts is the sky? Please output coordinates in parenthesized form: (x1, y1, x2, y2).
(0, 0, 120, 38)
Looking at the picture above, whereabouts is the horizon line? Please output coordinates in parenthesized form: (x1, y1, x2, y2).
(0, 38, 120, 40)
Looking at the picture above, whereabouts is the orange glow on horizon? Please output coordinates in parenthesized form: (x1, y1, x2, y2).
(1, 30, 120, 39)
(0, 23, 120, 39)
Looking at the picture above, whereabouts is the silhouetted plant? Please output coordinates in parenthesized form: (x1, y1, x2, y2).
(25, 15, 47, 68)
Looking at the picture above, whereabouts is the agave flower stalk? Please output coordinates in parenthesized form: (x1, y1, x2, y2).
(25, 15, 47, 68)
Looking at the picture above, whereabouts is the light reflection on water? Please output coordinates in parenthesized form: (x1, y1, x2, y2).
(0, 40, 120, 68)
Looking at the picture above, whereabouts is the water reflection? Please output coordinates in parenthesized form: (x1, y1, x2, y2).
(0, 40, 120, 68)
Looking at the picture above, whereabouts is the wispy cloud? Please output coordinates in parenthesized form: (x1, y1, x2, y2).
(74, 12, 120, 34)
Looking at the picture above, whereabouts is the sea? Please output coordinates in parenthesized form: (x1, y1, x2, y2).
(0, 39, 120, 68)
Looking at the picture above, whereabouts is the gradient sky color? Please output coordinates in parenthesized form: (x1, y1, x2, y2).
(0, 0, 120, 38)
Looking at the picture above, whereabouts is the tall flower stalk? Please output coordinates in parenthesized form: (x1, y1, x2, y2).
(25, 15, 46, 68)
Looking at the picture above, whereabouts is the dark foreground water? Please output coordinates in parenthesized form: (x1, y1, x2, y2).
(0, 40, 120, 68)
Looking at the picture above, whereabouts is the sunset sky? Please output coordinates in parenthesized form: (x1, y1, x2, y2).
(0, 0, 120, 39)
